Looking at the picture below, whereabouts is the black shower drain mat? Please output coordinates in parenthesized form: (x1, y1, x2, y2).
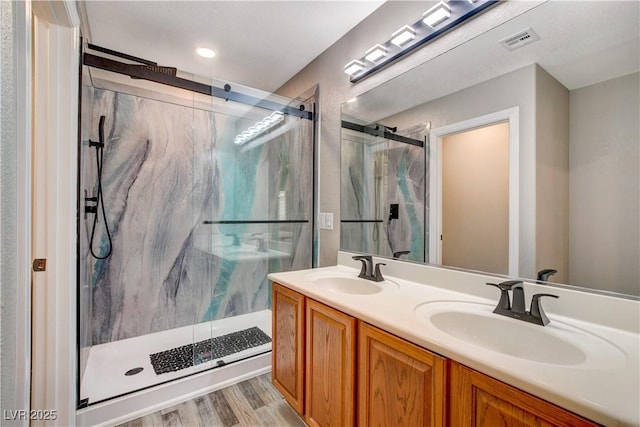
(149, 326, 271, 375)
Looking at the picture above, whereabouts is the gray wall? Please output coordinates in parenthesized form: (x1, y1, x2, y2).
(277, 1, 539, 266)
(1, 0, 18, 419)
(569, 72, 639, 295)
(535, 66, 570, 284)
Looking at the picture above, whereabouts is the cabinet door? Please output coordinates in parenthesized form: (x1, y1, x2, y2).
(358, 321, 446, 427)
(449, 362, 600, 427)
(272, 283, 305, 414)
(305, 299, 356, 427)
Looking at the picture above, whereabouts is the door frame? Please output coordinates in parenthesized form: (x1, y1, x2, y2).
(30, 1, 80, 426)
(429, 107, 519, 276)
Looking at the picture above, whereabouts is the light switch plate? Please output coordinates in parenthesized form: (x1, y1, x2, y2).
(319, 212, 333, 230)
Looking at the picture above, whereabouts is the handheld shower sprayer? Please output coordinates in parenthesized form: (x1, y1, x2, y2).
(98, 115, 105, 145)
(86, 115, 113, 259)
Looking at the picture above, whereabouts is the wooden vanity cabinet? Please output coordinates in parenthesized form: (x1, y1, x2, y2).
(271, 283, 357, 426)
(305, 299, 357, 427)
(272, 283, 305, 414)
(449, 362, 600, 427)
(272, 283, 600, 427)
(358, 321, 446, 427)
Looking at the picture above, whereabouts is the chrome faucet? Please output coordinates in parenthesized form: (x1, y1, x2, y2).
(352, 255, 386, 282)
(486, 280, 558, 326)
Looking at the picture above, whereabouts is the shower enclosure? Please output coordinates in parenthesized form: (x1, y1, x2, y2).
(340, 116, 426, 262)
(77, 45, 316, 406)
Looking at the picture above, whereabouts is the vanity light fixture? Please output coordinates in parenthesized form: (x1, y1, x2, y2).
(344, 0, 498, 83)
(234, 111, 285, 145)
(391, 25, 416, 47)
(422, 2, 451, 28)
(365, 44, 388, 63)
(344, 59, 365, 76)
(196, 47, 216, 58)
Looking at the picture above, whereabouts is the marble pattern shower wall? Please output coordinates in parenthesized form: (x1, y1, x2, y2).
(80, 87, 312, 345)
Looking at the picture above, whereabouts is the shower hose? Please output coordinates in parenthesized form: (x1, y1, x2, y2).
(89, 115, 113, 259)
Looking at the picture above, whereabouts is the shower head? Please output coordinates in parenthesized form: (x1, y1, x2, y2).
(130, 64, 177, 79)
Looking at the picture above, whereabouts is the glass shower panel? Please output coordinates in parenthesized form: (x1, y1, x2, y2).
(191, 81, 314, 369)
(78, 57, 315, 405)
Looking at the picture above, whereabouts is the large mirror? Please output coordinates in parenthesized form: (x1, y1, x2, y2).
(341, 1, 639, 297)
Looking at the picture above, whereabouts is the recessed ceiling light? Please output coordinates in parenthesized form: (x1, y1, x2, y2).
(196, 47, 216, 58)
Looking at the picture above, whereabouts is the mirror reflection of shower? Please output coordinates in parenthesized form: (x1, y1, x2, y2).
(85, 115, 112, 259)
(340, 118, 427, 262)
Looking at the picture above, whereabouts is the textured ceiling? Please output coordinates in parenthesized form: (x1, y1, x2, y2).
(83, 1, 385, 92)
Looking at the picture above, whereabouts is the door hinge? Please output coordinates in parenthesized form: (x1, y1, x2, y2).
(32, 258, 47, 272)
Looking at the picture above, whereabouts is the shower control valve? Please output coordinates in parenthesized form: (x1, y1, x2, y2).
(84, 189, 98, 219)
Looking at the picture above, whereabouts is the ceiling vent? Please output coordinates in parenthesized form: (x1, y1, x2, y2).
(500, 27, 540, 51)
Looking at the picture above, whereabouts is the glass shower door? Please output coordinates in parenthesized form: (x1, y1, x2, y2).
(192, 82, 315, 370)
(78, 53, 316, 405)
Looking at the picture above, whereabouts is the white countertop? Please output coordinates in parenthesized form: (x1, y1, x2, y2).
(268, 252, 640, 427)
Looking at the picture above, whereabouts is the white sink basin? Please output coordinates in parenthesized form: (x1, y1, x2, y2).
(309, 274, 398, 295)
(415, 301, 626, 367)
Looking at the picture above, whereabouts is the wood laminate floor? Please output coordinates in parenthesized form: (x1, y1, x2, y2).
(116, 373, 307, 427)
